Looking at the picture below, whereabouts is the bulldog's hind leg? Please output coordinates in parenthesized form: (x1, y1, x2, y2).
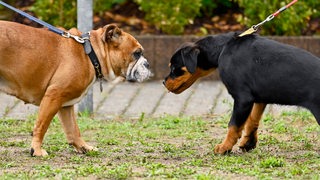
(58, 106, 96, 154)
(239, 103, 266, 152)
(31, 91, 64, 156)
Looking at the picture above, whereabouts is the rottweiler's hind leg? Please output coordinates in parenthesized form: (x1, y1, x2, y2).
(239, 103, 266, 152)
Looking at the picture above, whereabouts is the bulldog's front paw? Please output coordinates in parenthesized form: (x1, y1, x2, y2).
(75, 144, 97, 154)
(214, 144, 232, 155)
(31, 148, 48, 157)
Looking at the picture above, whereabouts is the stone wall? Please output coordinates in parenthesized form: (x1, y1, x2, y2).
(136, 35, 320, 80)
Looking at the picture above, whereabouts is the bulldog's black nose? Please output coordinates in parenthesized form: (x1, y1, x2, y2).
(144, 61, 150, 69)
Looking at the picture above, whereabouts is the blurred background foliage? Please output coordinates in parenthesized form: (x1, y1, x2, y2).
(134, 0, 201, 34)
(236, 0, 320, 35)
(0, 0, 319, 35)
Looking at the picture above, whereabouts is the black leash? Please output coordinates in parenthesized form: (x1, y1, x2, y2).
(0, 1, 104, 90)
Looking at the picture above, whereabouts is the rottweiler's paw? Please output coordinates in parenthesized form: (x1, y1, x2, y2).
(239, 143, 256, 152)
(214, 144, 232, 155)
(31, 148, 48, 157)
(239, 137, 257, 152)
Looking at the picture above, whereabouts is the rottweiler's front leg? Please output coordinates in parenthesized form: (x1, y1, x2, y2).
(239, 103, 266, 152)
(214, 99, 253, 154)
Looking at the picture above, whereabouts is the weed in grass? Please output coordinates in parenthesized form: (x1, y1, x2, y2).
(143, 147, 155, 153)
(107, 163, 133, 179)
(2, 172, 30, 179)
(145, 162, 167, 177)
(76, 164, 105, 177)
(289, 164, 312, 176)
(0, 162, 16, 169)
(195, 173, 221, 180)
(85, 150, 101, 157)
(139, 112, 145, 122)
(97, 136, 119, 146)
(262, 113, 274, 124)
(168, 166, 196, 178)
(187, 158, 204, 166)
(260, 156, 285, 168)
(69, 156, 84, 163)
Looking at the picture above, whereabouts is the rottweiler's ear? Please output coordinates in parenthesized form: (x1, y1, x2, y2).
(102, 24, 122, 42)
(181, 46, 199, 74)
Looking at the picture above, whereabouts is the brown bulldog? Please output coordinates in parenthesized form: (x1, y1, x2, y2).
(0, 21, 151, 156)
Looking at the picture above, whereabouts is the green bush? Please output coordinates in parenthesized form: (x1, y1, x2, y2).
(30, 0, 126, 29)
(30, 0, 77, 29)
(305, 1, 320, 18)
(236, 0, 316, 35)
(134, 0, 201, 34)
(29, 0, 319, 35)
(94, 0, 126, 16)
(200, 0, 233, 17)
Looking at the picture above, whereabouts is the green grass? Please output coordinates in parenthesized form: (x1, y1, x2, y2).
(0, 110, 319, 179)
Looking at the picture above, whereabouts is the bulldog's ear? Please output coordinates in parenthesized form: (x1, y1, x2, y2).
(102, 24, 122, 42)
(181, 46, 199, 74)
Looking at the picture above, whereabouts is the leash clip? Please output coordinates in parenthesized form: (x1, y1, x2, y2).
(70, 34, 85, 44)
(253, 14, 275, 31)
(62, 31, 86, 44)
(62, 31, 71, 38)
(266, 14, 275, 22)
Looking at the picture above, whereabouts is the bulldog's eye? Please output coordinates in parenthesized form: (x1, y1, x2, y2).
(133, 50, 142, 60)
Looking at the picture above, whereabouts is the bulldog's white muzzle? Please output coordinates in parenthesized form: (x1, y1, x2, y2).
(126, 56, 152, 82)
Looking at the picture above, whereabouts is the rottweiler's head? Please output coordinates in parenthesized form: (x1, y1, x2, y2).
(163, 42, 215, 94)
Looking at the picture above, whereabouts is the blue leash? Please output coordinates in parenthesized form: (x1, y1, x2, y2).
(0, 1, 85, 43)
(0, 1, 64, 35)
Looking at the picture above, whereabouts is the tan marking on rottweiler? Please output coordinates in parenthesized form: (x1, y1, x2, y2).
(214, 125, 244, 154)
(239, 103, 266, 151)
(165, 67, 215, 94)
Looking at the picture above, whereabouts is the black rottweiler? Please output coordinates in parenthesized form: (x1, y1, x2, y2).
(163, 32, 320, 154)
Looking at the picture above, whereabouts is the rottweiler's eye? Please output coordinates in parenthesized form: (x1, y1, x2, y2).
(133, 50, 142, 60)
(171, 67, 184, 76)
(170, 67, 174, 73)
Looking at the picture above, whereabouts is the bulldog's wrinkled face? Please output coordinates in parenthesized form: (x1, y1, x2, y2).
(163, 43, 215, 94)
(100, 24, 151, 83)
(126, 49, 151, 82)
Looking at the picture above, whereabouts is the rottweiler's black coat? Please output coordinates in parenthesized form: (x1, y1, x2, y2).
(163, 32, 320, 154)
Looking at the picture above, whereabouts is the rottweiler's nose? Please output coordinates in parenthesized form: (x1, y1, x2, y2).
(163, 77, 168, 85)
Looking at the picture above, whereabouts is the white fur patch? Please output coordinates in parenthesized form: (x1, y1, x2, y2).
(126, 56, 152, 82)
